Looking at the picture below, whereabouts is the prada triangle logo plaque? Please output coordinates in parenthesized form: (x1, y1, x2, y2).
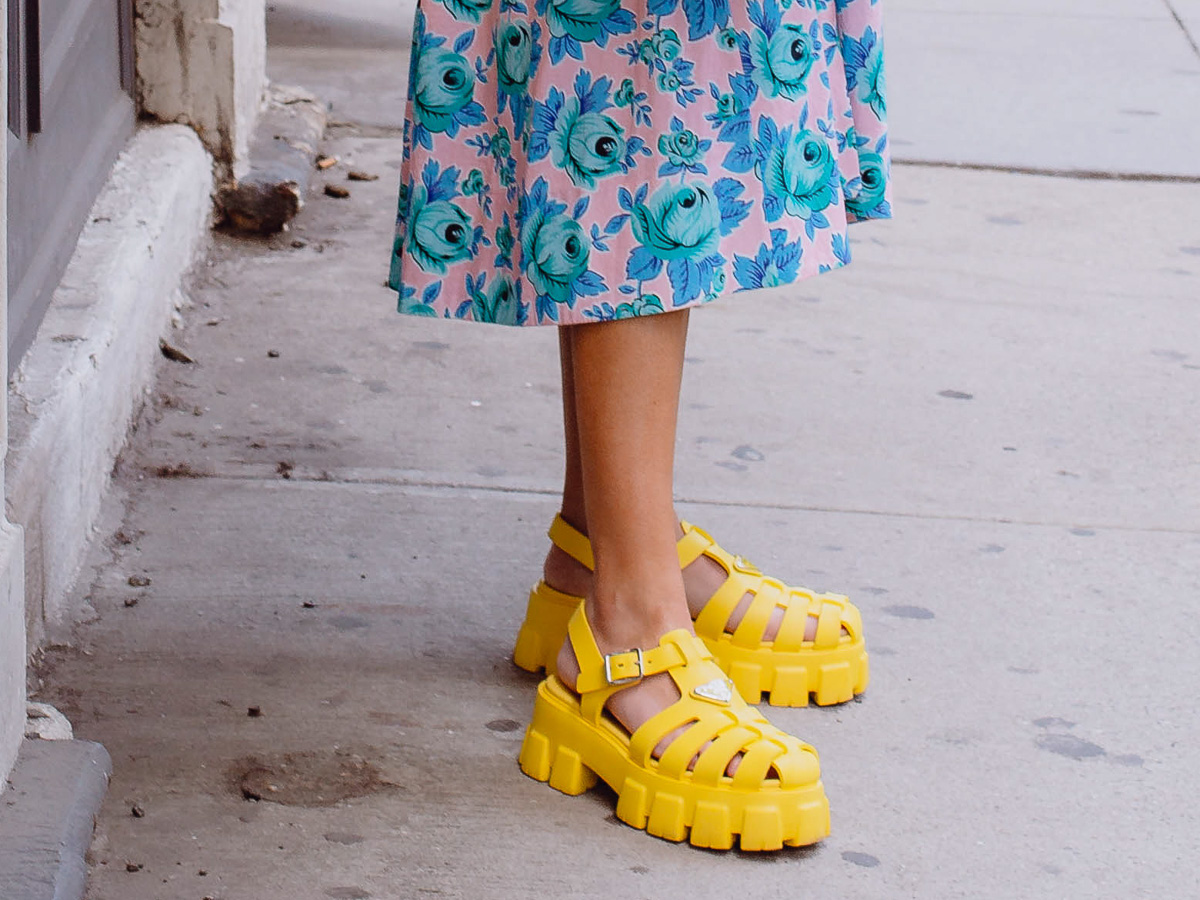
(691, 677, 733, 705)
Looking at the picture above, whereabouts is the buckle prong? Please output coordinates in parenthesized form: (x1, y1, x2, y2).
(604, 648, 644, 686)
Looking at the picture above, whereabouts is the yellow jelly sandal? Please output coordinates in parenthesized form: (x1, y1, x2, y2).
(518, 605, 831, 850)
(512, 516, 869, 707)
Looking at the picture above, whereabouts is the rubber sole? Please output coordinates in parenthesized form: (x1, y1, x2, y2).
(710, 637, 870, 707)
(513, 586, 869, 707)
(518, 678, 831, 851)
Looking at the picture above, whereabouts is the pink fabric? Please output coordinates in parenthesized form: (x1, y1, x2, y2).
(390, 0, 891, 326)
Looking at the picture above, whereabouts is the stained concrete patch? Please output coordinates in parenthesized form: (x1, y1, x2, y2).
(883, 604, 935, 620)
(731, 445, 765, 462)
(231, 750, 388, 806)
(1033, 717, 1075, 730)
(1035, 734, 1106, 761)
(1111, 754, 1144, 768)
(324, 832, 366, 845)
(485, 718, 521, 733)
(842, 850, 881, 867)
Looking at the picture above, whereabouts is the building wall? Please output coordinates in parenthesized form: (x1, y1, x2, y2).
(6, 0, 136, 367)
(136, 0, 266, 174)
(1, 5, 29, 788)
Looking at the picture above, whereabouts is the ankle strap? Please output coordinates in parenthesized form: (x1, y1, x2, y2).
(549, 514, 595, 571)
(676, 520, 713, 567)
(566, 605, 696, 723)
(553, 515, 714, 572)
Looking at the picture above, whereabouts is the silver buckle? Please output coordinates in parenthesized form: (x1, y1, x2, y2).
(604, 648, 644, 686)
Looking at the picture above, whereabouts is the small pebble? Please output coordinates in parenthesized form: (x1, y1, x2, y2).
(131, 804, 145, 818)
(325, 184, 351, 199)
(247, 706, 263, 718)
(267, 349, 280, 358)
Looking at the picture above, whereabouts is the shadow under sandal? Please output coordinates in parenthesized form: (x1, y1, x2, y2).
(518, 605, 831, 851)
(513, 515, 869, 706)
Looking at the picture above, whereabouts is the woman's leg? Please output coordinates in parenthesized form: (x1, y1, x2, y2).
(541, 330, 591, 599)
(545, 320, 816, 644)
(554, 310, 693, 735)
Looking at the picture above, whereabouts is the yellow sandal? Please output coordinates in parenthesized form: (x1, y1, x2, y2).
(518, 604, 830, 850)
(512, 515, 868, 707)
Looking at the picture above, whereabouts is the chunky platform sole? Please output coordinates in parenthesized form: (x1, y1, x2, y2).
(518, 678, 831, 851)
(709, 637, 870, 707)
(513, 586, 869, 707)
(511, 584, 575, 674)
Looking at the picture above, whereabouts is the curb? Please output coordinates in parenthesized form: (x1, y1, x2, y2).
(6, 123, 214, 642)
(0, 740, 112, 900)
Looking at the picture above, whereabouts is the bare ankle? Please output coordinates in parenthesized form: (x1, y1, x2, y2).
(542, 543, 591, 598)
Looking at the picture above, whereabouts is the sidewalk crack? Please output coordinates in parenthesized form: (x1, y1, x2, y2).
(1162, 0, 1200, 58)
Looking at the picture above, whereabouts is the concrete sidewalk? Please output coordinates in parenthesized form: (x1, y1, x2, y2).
(33, 2, 1200, 898)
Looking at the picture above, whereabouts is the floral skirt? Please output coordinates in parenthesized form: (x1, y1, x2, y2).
(388, 0, 890, 326)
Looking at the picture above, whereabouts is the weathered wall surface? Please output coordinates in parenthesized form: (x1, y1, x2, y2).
(0, 524, 26, 790)
(0, 4, 26, 789)
(135, 0, 266, 172)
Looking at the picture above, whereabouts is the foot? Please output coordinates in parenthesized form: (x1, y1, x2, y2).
(553, 594, 691, 751)
(542, 521, 835, 643)
(553, 600, 745, 775)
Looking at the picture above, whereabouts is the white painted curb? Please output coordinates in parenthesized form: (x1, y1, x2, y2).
(6, 124, 214, 643)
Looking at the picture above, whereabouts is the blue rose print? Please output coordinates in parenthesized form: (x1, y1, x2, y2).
(844, 149, 889, 218)
(842, 26, 886, 121)
(407, 160, 485, 274)
(409, 19, 487, 147)
(538, 0, 636, 63)
(467, 272, 528, 324)
(582, 293, 667, 321)
(733, 227, 802, 289)
(658, 116, 710, 175)
(631, 180, 722, 261)
(755, 118, 838, 230)
(519, 178, 608, 321)
(496, 21, 536, 93)
(625, 176, 750, 304)
(530, 71, 647, 187)
(750, 23, 814, 99)
(553, 104, 626, 186)
(439, 0, 493, 23)
(643, 0, 730, 41)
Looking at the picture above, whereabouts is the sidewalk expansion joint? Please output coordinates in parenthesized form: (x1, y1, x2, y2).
(142, 466, 1200, 537)
(894, 158, 1200, 184)
(1163, 0, 1200, 58)
(326, 121, 406, 138)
